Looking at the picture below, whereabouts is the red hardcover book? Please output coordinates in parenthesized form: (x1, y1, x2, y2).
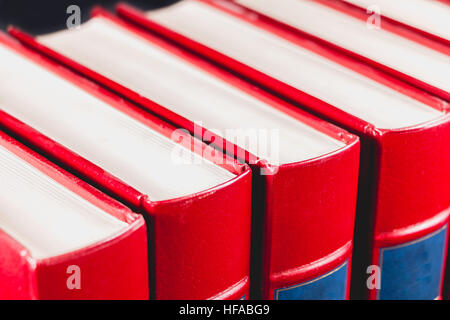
(105, 0, 450, 299)
(0, 32, 252, 300)
(8, 10, 361, 300)
(0, 130, 149, 300)
(337, 0, 450, 48)
(226, 0, 450, 102)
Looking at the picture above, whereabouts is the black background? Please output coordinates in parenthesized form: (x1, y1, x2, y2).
(0, 0, 179, 34)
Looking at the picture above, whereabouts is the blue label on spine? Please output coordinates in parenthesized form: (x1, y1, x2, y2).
(378, 225, 448, 300)
(274, 260, 348, 300)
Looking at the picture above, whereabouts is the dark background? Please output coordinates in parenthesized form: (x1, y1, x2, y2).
(0, 0, 179, 34)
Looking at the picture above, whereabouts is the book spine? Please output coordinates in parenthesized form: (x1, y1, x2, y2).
(367, 120, 450, 300)
(259, 140, 360, 300)
(142, 169, 252, 300)
(371, 219, 449, 300)
(0, 230, 37, 299)
(0, 131, 150, 299)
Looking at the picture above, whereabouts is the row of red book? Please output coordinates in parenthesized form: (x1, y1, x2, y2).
(0, 0, 448, 300)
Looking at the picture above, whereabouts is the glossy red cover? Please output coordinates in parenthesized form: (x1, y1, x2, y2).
(111, 1, 450, 299)
(0, 131, 149, 300)
(0, 32, 252, 300)
(260, 142, 360, 299)
(368, 122, 450, 300)
(10, 10, 362, 299)
(142, 173, 251, 300)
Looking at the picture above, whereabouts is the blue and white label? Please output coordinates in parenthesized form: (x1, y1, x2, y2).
(274, 260, 348, 300)
(378, 224, 448, 300)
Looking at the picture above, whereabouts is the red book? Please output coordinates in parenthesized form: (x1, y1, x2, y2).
(8, 10, 361, 300)
(0, 130, 148, 300)
(227, 0, 450, 102)
(106, 0, 450, 299)
(337, 0, 450, 48)
(0, 32, 252, 300)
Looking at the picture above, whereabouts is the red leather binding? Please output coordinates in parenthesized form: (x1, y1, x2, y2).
(0, 131, 149, 300)
(0, 33, 252, 300)
(7, 11, 362, 299)
(262, 144, 359, 299)
(110, 1, 450, 299)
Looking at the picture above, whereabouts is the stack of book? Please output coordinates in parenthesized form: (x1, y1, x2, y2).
(0, 0, 449, 300)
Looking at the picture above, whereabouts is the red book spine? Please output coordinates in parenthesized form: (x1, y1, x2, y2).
(142, 169, 252, 300)
(34, 222, 149, 300)
(256, 141, 360, 299)
(0, 224, 149, 300)
(366, 121, 450, 300)
(0, 230, 37, 299)
(0, 32, 252, 299)
(0, 132, 149, 300)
